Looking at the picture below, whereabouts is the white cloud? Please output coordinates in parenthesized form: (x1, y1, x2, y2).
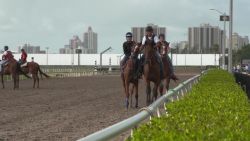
(0, 0, 249, 53)
(68, 23, 87, 35)
(40, 18, 54, 31)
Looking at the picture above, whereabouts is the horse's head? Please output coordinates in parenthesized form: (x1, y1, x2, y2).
(145, 38, 155, 48)
(144, 38, 156, 58)
(133, 42, 142, 54)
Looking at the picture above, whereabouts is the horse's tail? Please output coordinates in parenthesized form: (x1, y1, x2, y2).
(38, 65, 50, 78)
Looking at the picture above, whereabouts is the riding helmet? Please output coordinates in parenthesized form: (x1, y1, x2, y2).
(145, 26, 153, 32)
(4, 46, 8, 51)
(126, 32, 133, 37)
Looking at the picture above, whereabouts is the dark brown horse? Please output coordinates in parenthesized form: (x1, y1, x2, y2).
(121, 44, 140, 109)
(1, 59, 20, 89)
(142, 38, 162, 105)
(21, 62, 50, 88)
(159, 54, 171, 95)
(156, 41, 172, 95)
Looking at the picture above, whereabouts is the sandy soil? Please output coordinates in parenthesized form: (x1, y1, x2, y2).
(0, 71, 199, 141)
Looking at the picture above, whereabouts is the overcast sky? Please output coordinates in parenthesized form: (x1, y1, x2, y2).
(0, 0, 249, 53)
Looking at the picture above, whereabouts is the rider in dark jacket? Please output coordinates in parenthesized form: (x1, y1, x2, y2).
(120, 32, 136, 71)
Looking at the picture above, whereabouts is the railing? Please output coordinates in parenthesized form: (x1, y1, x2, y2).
(77, 71, 207, 141)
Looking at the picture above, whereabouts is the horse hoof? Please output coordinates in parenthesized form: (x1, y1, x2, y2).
(125, 100, 129, 109)
(135, 105, 138, 108)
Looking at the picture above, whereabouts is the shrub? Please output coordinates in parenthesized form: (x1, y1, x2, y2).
(131, 69, 250, 141)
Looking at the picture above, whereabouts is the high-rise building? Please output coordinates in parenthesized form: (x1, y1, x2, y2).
(83, 26, 98, 53)
(18, 44, 46, 54)
(132, 23, 166, 42)
(232, 33, 249, 50)
(60, 26, 98, 54)
(188, 23, 224, 53)
(179, 41, 189, 53)
(70, 35, 82, 49)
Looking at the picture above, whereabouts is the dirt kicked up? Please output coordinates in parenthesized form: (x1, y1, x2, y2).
(0, 73, 197, 141)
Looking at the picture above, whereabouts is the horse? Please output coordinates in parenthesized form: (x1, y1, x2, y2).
(20, 62, 50, 88)
(159, 53, 171, 95)
(1, 59, 24, 89)
(121, 43, 140, 109)
(142, 38, 162, 105)
(156, 42, 172, 96)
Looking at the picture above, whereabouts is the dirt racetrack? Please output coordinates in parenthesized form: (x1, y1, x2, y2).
(0, 71, 199, 141)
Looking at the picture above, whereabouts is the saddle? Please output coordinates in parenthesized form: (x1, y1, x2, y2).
(21, 62, 28, 68)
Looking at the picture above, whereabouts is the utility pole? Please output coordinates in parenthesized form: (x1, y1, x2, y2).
(100, 46, 112, 68)
(210, 9, 229, 70)
(228, 0, 233, 72)
(46, 47, 49, 65)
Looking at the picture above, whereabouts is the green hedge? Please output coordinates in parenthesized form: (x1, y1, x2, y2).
(131, 70, 250, 141)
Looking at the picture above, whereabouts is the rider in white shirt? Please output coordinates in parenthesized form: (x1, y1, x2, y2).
(140, 26, 163, 80)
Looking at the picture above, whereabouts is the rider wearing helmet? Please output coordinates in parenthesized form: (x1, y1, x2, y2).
(120, 32, 136, 72)
(20, 48, 28, 67)
(0, 46, 14, 72)
(158, 34, 178, 81)
(140, 26, 164, 80)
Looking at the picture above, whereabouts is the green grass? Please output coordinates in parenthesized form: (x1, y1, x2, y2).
(131, 69, 250, 141)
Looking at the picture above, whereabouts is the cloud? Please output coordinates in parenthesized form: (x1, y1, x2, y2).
(40, 18, 54, 31)
(0, 0, 249, 53)
(68, 23, 87, 35)
(0, 13, 19, 32)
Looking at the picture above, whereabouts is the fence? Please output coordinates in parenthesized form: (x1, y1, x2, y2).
(77, 71, 207, 141)
(12, 53, 220, 66)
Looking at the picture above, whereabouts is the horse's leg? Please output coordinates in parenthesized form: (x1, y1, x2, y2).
(121, 74, 126, 96)
(166, 77, 170, 92)
(125, 80, 130, 109)
(16, 73, 19, 89)
(12, 73, 16, 89)
(152, 83, 159, 102)
(135, 81, 139, 108)
(146, 81, 151, 106)
(1, 74, 4, 89)
(159, 80, 164, 96)
(33, 74, 36, 88)
(36, 74, 39, 88)
(129, 84, 134, 108)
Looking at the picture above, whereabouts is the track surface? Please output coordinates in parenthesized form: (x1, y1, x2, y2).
(0, 71, 199, 141)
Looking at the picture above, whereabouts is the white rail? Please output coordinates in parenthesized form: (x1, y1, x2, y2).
(77, 71, 207, 141)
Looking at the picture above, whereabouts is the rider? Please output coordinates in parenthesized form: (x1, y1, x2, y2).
(0, 46, 14, 72)
(120, 32, 136, 71)
(140, 26, 164, 80)
(20, 48, 28, 67)
(158, 34, 178, 81)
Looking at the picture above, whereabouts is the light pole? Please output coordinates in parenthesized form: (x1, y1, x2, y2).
(46, 47, 49, 65)
(210, 9, 229, 70)
(229, 0, 233, 72)
(175, 42, 179, 67)
(100, 46, 112, 68)
(200, 48, 203, 71)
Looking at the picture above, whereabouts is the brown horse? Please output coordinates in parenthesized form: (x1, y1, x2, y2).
(1, 59, 20, 89)
(159, 54, 171, 95)
(142, 38, 162, 105)
(121, 44, 140, 109)
(21, 62, 50, 88)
